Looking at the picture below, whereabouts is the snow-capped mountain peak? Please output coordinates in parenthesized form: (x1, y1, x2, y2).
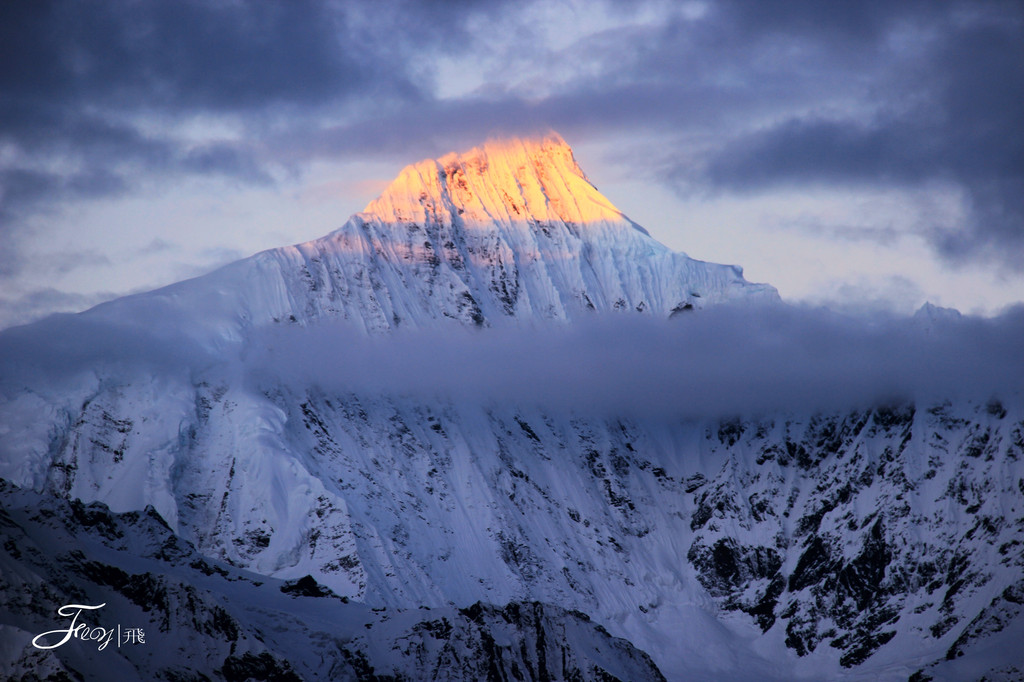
(1, 134, 1022, 681)
(77, 132, 777, 341)
(363, 132, 638, 233)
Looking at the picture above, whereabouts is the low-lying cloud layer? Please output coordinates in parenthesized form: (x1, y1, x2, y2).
(243, 305, 1024, 419)
(3, 301, 1021, 420)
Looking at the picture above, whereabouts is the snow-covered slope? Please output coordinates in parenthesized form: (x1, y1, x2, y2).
(7, 371, 1020, 680)
(0, 480, 665, 682)
(1, 134, 1021, 681)
(82, 132, 777, 344)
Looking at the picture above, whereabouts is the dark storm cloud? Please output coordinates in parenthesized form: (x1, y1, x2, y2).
(311, 0, 1024, 269)
(4, 0, 1023, 274)
(687, 1, 1024, 267)
(279, 76, 768, 166)
(704, 119, 931, 188)
(0, 0, 519, 287)
(716, 0, 938, 40)
(0, 1, 386, 114)
(181, 144, 273, 184)
(0, 0, 485, 234)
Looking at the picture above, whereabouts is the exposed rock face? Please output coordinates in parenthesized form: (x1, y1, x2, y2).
(1, 135, 1021, 680)
(681, 402, 1024, 678)
(5, 374, 1022, 678)
(0, 481, 666, 682)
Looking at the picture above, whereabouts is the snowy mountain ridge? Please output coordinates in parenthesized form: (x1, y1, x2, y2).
(1, 134, 1022, 681)
(83, 132, 777, 344)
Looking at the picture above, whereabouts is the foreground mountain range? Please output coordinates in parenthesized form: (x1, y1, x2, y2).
(1, 134, 1022, 680)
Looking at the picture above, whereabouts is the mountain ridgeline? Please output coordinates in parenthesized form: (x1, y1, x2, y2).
(1, 134, 1022, 681)
(78, 132, 778, 343)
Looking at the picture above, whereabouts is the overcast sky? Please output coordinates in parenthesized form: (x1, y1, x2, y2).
(2, 0, 1023, 328)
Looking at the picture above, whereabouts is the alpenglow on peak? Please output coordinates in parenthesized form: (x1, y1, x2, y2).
(363, 132, 642, 232)
(83, 132, 778, 339)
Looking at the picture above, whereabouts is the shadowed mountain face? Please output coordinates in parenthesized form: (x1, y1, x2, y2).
(1, 135, 1022, 681)
(0, 480, 666, 682)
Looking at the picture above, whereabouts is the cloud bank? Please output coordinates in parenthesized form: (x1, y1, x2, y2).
(3, 298, 1021, 421)
(242, 305, 1024, 420)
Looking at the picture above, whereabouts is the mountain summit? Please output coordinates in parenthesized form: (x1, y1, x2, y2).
(1, 135, 1022, 681)
(365, 132, 634, 230)
(86, 132, 777, 341)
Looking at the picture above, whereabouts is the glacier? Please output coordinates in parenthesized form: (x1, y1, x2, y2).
(1, 133, 1023, 681)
